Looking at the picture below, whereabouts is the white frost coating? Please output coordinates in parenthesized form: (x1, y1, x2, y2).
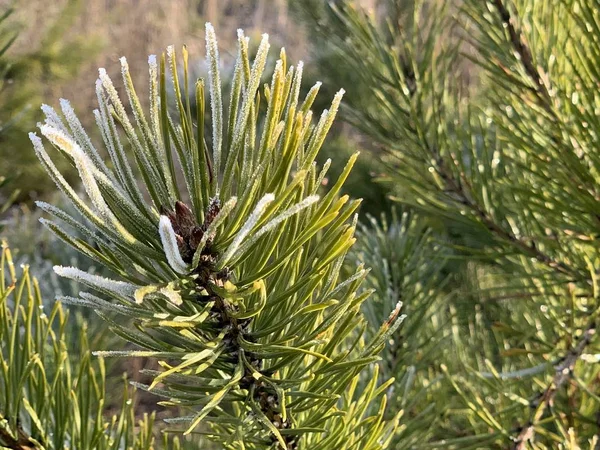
(159, 216, 189, 274)
(235, 195, 319, 259)
(219, 193, 275, 267)
(94, 351, 162, 358)
(291, 61, 304, 107)
(318, 89, 344, 142)
(205, 23, 223, 179)
(98, 68, 126, 117)
(39, 124, 79, 158)
(94, 84, 123, 176)
(304, 89, 345, 169)
(231, 32, 270, 152)
(39, 124, 112, 219)
(30, 132, 101, 224)
(257, 59, 283, 154)
(54, 266, 136, 297)
(331, 89, 345, 113)
(59, 98, 108, 175)
(94, 81, 141, 205)
(29, 132, 44, 154)
(315, 158, 331, 189)
(41, 104, 68, 133)
(388, 300, 404, 322)
(325, 251, 345, 291)
(60, 294, 133, 313)
(301, 82, 322, 112)
(119, 57, 150, 134)
(93, 109, 111, 154)
(328, 267, 369, 299)
(148, 54, 161, 140)
(39, 217, 101, 250)
(98, 68, 143, 153)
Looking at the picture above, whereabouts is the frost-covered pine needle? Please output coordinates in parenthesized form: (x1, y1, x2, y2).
(301, 81, 322, 113)
(315, 158, 332, 192)
(148, 54, 161, 141)
(235, 195, 319, 260)
(328, 267, 369, 299)
(39, 124, 113, 221)
(59, 98, 108, 176)
(40, 103, 68, 133)
(231, 33, 270, 152)
(288, 61, 304, 112)
(192, 196, 238, 268)
(159, 216, 189, 274)
(205, 23, 223, 180)
(59, 294, 135, 314)
(218, 193, 275, 268)
(386, 300, 405, 326)
(53, 266, 136, 297)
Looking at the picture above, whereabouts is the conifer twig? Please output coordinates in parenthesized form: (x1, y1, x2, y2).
(433, 151, 579, 279)
(491, 0, 553, 111)
(510, 322, 597, 449)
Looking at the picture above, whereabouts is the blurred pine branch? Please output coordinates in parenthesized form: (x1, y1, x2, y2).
(295, 0, 600, 447)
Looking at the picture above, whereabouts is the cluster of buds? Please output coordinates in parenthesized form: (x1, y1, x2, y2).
(161, 199, 220, 263)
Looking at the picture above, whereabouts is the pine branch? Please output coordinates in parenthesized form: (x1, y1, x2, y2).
(32, 23, 400, 449)
(511, 322, 597, 449)
(433, 142, 579, 280)
(0, 240, 155, 449)
(297, 0, 600, 446)
(490, 0, 553, 112)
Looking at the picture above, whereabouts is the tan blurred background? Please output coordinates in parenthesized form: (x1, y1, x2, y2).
(6, 0, 306, 115)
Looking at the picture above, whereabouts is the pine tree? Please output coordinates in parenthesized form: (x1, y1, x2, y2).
(30, 24, 402, 449)
(296, 0, 600, 448)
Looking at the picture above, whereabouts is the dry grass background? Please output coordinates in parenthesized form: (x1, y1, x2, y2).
(5, 0, 315, 122)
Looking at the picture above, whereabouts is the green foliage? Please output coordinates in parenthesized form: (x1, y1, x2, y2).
(0, 177, 19, 229)
(0, 239, 155, 449)
(0, 7, 21, 133)
(349, 210, 452, 448)
(31, 24, 401, 449)
(0, 8, 20, 219)
(297, 0, 600, 448)
(0, 1, 101, 201)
